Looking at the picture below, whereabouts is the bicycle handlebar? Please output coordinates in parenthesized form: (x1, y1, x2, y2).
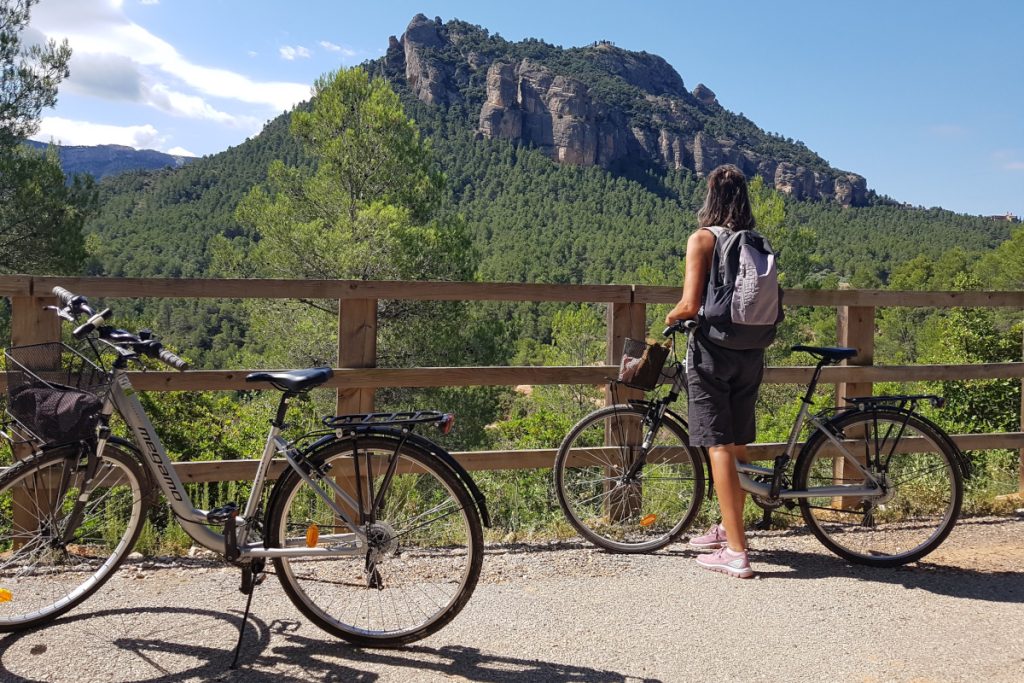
(48, 285, 189, 371)
(158, 346, 190, 371)
(662, 319, 697, 337)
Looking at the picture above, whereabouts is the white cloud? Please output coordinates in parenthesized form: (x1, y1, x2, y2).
(279, 45, 312, 61)
(167, 145, 196, 157)
(140, 0, 159, 5)
(66, 52, 145, 101)
(148, 84, 256, 126)
(33, 117, 164, 149)
(320, 41, 358, 58)
(31, 0, 311, 113)
(992, 150, 1024, 171)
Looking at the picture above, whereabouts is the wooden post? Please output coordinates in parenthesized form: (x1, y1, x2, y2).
(836, 304, 875, 406)
(835, 302, 875, 507)
(335, 298, 378, 525)
(337, 298, 377, 415)
(605, 301, 647, 520)
(10, 294, 61, 544)
(605, 302, 647, 406)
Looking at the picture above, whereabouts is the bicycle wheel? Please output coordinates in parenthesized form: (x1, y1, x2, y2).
(795, 409, 963, 567)
(266, 436, 483, 646)
(554, 405, 705, 553)
(0, 443, 149, 630)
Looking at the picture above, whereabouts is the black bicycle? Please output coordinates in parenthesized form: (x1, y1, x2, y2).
(554, 320, 968, 566)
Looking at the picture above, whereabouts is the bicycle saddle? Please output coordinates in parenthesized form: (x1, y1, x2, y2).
(791, 345, 858, 362)
(245, 367, 333, 392)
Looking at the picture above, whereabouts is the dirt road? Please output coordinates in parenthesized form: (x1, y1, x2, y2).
(1, 515, 1021, 683)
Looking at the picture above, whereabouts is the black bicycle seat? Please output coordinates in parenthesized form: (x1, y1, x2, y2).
(791, 345, 858, 362)
(246, 367, 333, 392)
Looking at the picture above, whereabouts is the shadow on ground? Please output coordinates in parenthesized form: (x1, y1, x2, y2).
(0, 605, 660, 683)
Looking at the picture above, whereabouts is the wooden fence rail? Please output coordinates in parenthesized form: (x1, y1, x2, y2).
(2, 275, 1022, 496)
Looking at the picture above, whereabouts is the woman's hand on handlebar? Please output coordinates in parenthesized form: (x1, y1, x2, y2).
(662, 318, 697, 338)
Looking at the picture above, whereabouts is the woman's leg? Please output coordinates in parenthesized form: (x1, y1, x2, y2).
(708, 443, 748, 551)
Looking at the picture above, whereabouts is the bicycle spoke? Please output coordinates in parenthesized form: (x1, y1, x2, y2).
(798, 410, 962, 566)
(555, 406, 704, 552)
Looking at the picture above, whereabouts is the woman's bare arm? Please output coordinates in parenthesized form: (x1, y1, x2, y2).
(665, 228, 715, 324)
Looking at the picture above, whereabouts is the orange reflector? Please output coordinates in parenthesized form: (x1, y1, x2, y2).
(440, 413, 456, 434)
(0, 589, 11, 602)
(639, 514, 657, 527)
(306, 523, 319, 547)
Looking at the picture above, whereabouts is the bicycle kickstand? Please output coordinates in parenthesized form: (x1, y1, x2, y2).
(229, 559, 266, 670)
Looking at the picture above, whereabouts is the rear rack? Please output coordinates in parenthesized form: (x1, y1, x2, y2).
(844, 394, 945, 410)
(323, 411, 453, 431)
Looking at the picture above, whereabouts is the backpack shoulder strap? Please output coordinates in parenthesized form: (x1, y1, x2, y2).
(702, 226, 729, 241)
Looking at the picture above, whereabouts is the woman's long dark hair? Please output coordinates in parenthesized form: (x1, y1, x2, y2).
(697, 164, 755, 230)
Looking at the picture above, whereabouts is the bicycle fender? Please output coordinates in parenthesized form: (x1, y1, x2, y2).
(399, 430, 492, 528)
(909, 412, 973, 480)
(802, 409, 972, 481)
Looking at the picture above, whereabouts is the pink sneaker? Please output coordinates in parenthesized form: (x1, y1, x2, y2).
(695, 547, 755, 579)
(689, 523, 727, 549)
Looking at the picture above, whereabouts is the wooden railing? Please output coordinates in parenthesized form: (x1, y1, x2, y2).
(2, 275, 1023, 496)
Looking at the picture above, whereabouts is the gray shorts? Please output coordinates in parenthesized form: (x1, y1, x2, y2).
(685, 331, 765, 447)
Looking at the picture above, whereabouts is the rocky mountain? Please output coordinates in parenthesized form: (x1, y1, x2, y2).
(25, 140, 195, 180)
(376, 14, 867, 205)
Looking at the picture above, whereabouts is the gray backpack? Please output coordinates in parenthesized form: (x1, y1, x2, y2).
(698, 226, 784, 350)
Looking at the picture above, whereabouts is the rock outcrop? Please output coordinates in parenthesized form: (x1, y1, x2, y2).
(396, 14, 459, 106)
(393, 15, 868, 205)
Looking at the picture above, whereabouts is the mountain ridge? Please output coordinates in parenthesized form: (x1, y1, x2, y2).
(25, 140, 195, 180)
(373, 14, 868, 205)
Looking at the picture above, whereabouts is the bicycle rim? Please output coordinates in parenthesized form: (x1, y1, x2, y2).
(0, 445, 147, 630)
(555, 406, 704, 553)
(796, 411, 963, 566)
(268, 437, 483, 645)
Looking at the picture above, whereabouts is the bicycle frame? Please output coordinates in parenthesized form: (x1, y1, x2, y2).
(102, 368, 370, 561)
(735, 359, 883, 501)
(634, 339, 884, 502)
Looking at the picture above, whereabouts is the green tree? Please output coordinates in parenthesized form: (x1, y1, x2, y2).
(748, 176, 814, 285)
(217, 67, 477, 368)
(0, 0, 94, 275)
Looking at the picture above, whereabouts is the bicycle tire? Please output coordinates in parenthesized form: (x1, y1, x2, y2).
(554, 404, 705, 553)
(794, 408, 963, 567)
(0, 443, 150, 631)
(265, 435, 483, 646)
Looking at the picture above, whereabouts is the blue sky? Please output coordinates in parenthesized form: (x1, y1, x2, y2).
(26, 0, 1024, 217)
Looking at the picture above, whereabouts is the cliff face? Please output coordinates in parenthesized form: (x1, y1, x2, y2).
(388, 15, 867, 206)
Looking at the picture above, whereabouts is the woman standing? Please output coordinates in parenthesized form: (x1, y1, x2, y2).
(664, 164, 767, 579)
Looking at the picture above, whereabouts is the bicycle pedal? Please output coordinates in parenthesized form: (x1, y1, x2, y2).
(206, 502, 239, 524)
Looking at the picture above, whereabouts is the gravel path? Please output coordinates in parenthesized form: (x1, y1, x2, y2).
(1, 514, 1021, 683)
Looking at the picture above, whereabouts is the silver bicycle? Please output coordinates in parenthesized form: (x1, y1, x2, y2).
(555, 320, 968, 565)
(0, 287, 487, 649)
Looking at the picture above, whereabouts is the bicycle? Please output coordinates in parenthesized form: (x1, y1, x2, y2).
(0, 287, 488, 650)
(554, 320, 969, 566)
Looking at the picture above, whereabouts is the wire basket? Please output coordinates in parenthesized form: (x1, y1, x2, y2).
(3, 342, 111, 445)
(616, 338, 671, 391)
